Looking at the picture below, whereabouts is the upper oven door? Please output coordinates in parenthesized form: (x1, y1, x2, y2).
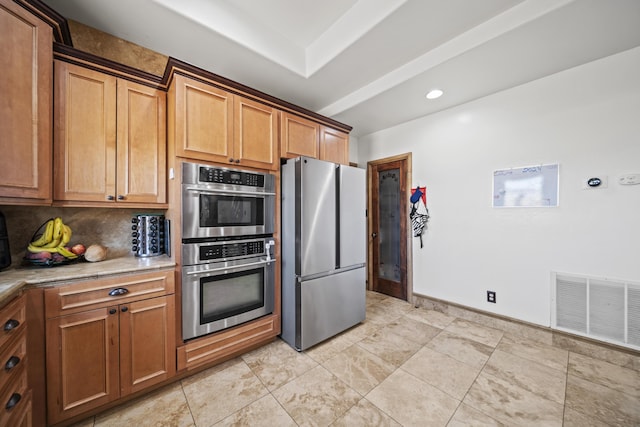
(182, 186, 275, 239)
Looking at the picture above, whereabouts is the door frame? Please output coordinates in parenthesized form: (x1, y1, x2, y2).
(366, 153, 413, 301)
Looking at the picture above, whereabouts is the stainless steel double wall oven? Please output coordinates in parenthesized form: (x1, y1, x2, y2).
(181, 162, 276, 340)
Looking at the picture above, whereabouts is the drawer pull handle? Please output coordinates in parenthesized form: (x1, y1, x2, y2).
(4, 356, 20, 371)
(3, 319, 19, 332)
(108, 288, 129, 297)
(5, 393, 21, 410)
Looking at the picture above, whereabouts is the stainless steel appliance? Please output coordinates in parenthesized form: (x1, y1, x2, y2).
(281, 157, 366, 351)
(180, 162, 277, 340)
(181, 236, 275, 340)
(131, 214, 167, 257)
(181, 162, 276, 239)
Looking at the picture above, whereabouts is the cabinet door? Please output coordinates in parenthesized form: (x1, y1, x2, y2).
(0, 0, 52, 204)
(119, 295, 175, 395)
(281, 112, 319, 160)
(117, 80, 167, 204)
(320, 126, 349, 165)
(54, 61, 117, 203)
(234, 96, 278, 170)
(46, 307, 119, 425)
(172, 74, 233, 163)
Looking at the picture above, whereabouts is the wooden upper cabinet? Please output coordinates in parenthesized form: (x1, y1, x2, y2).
(281, 112, 319, 160)
(0, 0, 52, 205)
(234, 96, 278, 170)
(117, 80, 167, 204)
(320, 126, 349, 165)
(54, 61, 117, 203)
(170, 74, 278, 170)
(54, 60, 167, 206)
(172, 74, 233, 164)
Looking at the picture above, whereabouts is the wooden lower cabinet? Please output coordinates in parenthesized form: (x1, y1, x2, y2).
(0, 294, 31, 426)
(45, 272, 176, 425)
(46, 307, 119, 424)
(119, 296, 175, 396)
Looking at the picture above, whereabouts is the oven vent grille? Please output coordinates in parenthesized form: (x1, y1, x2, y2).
(552, 272, 640, 350)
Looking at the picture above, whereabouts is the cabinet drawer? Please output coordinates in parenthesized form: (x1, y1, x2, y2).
(0, 329, 27, 394)
(6, 389, 31, 427)
(45, 270, 175, 318)
(0, 363, 28, 426)
(177, 314, 278, 371)
(0, 295, 26, 350)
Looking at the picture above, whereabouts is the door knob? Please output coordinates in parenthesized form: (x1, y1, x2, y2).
(371, 232, 377, 238)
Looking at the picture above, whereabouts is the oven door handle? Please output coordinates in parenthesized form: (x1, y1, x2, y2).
(185, 258, 275, 276)
(184, 187, 276, 197)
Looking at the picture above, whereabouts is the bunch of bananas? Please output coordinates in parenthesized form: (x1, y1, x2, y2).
(27, 217, 78, 259)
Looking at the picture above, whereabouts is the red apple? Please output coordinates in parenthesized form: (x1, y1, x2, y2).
(71, 244, 86, 255)
(27, 251, 52, 260)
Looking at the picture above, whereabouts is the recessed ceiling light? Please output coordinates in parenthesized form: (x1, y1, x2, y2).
(425, 89, 443, 99)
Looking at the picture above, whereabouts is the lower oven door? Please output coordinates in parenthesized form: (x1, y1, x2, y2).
(182, 256, 275, 340)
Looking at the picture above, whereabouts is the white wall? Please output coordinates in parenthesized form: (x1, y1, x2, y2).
(358, 47, 640, 327)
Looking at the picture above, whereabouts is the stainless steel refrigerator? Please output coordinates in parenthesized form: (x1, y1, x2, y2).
(281, 156, 366, 351)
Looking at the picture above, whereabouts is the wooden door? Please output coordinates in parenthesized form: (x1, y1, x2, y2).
(281, 112, 319, 159)
(0, 0, 52, 204)
(320, 126, 349, 165)
(368, 156, 410, 300)
(234, 96, 278, 170)
(54, 61, 117, 203)
(119, 295, 175, 395)
(116, 80, 167, 204)
(172, 74, 233, 163)
(46, 307, 119, 424)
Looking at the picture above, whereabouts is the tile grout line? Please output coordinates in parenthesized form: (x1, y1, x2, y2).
(178, 379, 197, 426)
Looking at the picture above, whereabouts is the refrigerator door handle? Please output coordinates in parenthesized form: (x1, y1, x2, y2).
(298, 263, 366, 282)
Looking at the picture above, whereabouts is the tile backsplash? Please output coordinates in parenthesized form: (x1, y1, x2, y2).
(0, 205, 165, 267)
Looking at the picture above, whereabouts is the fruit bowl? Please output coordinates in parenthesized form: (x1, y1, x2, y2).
(23, 254, 82, 267)
(24, 217, 84, 267)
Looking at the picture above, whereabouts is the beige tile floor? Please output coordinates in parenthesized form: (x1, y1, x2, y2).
(74, 291, 640, 427)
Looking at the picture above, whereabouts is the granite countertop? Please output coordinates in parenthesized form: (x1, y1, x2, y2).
(0, 255, 176, 304)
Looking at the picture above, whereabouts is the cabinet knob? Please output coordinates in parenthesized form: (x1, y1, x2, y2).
(5, 393, 21, 410)
(229, 158, 234, 163)
(106, 195, 115, 201)
(109, 308, 117, 315)
(3, 319, 19, 332)
(235, 159, 240, 163)
(121, 306, 128, 313)
(4, 355, 20, 371)
(117, 195, 125, 200)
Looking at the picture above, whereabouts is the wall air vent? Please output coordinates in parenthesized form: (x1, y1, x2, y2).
(552, 272, 640, 350)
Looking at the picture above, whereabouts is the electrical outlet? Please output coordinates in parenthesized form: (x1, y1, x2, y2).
(487, 291, 496, 303)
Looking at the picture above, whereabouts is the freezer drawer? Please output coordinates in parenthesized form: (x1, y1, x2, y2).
(298, 267, 365, 350)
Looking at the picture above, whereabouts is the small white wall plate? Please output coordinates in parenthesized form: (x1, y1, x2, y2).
(619, 173, 640, 185)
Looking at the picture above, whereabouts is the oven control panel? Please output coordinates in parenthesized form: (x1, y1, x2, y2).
(199, 166, 265, 187)
(199, 240, 265, 261)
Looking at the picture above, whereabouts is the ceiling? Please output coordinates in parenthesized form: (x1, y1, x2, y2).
(42, 0, 640, 137)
